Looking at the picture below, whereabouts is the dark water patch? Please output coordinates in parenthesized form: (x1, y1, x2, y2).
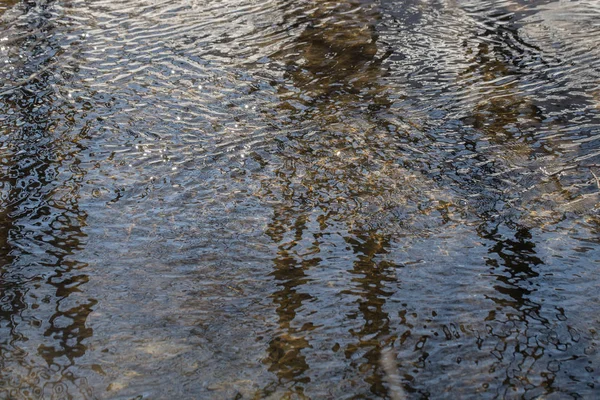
(0, 1, 98, 398)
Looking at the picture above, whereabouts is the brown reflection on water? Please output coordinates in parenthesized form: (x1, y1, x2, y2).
(342, 232, 397, 397)
(0, 3, 95, 398)
(449, 10, 593, 396)
(260, 0, 407, 397)
(263, 212, 315, 396)
(456, 5, 600, 224)
(274, 0, 390, 116)
(262, 0, 445, 233)
(459, 32, 536, 168)
(461, 41, 538, 147)
(451, 15, 566, 227)
(0, 0, 18, 16)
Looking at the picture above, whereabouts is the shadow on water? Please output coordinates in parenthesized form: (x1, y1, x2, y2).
(0, 1, 96, 398)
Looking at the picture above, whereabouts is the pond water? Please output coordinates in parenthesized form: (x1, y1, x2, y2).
(1, 0, 600, 398)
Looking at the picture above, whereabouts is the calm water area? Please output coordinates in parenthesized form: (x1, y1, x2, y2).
(1, 0, 600, 398)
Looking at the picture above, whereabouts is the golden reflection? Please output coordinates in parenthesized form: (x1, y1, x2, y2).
(454, 22, 574, 227)
(456, 3, 600, 224)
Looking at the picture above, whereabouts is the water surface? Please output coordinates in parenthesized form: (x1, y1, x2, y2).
(1, 0, 600, 398)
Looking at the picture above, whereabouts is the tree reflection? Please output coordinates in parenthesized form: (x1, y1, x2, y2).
(449, 7, 595, 395)
(452, 2, 600, 224)
(476, 223, 558, 397)
(342, 231, 397, 397)
(0, 2, 95, 397)
(273, 0, 390, 116)
(481, 225, 542, 309)
(263, 211, 315, 396)
(259, 1, 413, 397)
(260, 0, 600, 397)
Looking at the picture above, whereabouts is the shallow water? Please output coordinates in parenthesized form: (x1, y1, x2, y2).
(0, 0, 599, 398)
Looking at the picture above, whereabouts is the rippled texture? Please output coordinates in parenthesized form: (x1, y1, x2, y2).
(1, 0, 599, 398)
